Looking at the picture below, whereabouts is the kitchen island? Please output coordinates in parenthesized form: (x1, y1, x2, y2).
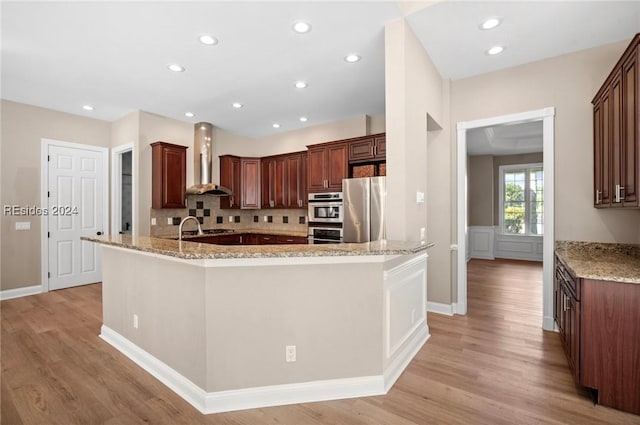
(85, 234, 434, 414)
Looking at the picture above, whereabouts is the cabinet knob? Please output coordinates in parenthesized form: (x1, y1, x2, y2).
(97, 231, 103, 236)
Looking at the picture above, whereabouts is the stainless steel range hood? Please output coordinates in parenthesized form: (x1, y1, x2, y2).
(186, 122, 232, 196)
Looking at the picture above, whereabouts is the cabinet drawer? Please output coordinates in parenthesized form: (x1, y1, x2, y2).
(556, 258, 579, 300)
(275, 235, 307, 244)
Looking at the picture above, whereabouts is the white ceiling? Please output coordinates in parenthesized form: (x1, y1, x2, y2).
(467, 121, 543, 156)
(2, 1, 638, 138)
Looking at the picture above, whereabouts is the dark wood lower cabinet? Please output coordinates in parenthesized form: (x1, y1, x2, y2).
(186, 233, 307, 246)
(554, 255, 640, 415)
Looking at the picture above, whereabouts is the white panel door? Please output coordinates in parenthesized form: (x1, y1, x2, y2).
(48, 145, 105, 290)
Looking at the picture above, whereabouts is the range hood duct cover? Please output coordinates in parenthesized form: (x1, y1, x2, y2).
(186, 122, 232, 196)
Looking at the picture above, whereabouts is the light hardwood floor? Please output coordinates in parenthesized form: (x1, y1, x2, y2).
(2, 259, 639, 424)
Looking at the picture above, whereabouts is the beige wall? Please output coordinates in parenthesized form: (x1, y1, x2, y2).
(0, 100, 111, 290)
(492, 153, 543, 226)
(452, 40, 640, 246)
(468, 155, 494, 226)
(385, 18, 452, 304)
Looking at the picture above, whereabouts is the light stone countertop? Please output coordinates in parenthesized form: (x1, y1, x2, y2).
(555, 241, 640, 284)
(84, 234, 434, 260)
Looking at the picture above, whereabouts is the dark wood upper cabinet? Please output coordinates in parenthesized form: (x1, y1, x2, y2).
(219, 155, 241, 209)
(285, 152, 307, 208)
(622, 48, 639, 206)
(220, 155, 260, 209)
(151, 142, 187, 209)
(307, 142, 348, 193)
(262, 152, 306, 209)
(348, 134, 386, 163)
(593, 33, 639, 208)
(241, 158, 261, 209)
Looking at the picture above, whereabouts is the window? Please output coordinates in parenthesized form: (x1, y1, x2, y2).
(499, 163, 543, 236)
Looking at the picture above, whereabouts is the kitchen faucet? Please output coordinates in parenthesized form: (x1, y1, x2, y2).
(178, 216, 204, 241)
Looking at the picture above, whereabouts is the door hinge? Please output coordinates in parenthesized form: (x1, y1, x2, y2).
(47, 191, 50, 198)
(48, 272, 51, 278)
(47, 232, 50, 238)
(47, 155, 50, 162)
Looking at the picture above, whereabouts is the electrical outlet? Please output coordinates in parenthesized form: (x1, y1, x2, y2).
(167, 217, 172, 225)
(263, 216, 268, 222)
(133, 314, 139, 329)
(15, 222, 30, 230)
(151, 218, 157, 226)
(416, 191, 425, 204)
(420, 227, 426, 241)
(285, 345, 296, 362)
(228, 216, 233, 222)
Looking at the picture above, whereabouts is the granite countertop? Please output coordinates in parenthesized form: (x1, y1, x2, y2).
(555, 241, 640, 284)
(155, 228, 308, 240)
(83, 234, 435, 260)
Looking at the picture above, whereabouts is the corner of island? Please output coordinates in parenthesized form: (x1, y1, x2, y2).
(84, 234, 434, 414)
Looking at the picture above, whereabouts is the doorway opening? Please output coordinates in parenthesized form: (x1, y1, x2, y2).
(456, 108, 555, 331)
(111, 144, 136, 237)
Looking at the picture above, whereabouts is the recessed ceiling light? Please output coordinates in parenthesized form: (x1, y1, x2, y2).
(167, 64, 185, 72)
(82, 105, 94, 111)
(480, 17, 502, 30)
(232, 102, 243, 109)
(487, 46, 505, 55)
(344, 54, 361, 63)
(185, 112, 195, 118)
(272, 123, 280, 129)
(293, 21, 312, 34)
(199, 35, 218, 45)
(299, 117, 308, 122)
(295, 81, 308, 89)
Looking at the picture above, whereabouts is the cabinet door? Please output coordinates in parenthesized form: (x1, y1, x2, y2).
(307, 147, 327, 192)
(257, 235, 276, 244)
(261, 158, 274, 208)
(622, 50, 639, 206)
(326, 143, 348, 191)
(594, 99, 605, 206)
(568, 294, 580, 383)
(151, 142, 187, 209)
(274, 156, 286, 208)
(611, 71, 624, 206)
(241, 158, 261, 209)
(374, 136, 386, 159)
(348, 138, 375, 162)
(220, 156, 241, 209)
(300, 153, 308, 207)
(601, 90, 613, 205)
(286, 154, 302, 208)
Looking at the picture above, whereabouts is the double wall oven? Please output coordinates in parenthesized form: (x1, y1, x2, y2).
(307, 192, 343, 244)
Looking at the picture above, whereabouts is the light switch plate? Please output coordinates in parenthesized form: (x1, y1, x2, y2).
(228, 216, 233, 222)
(151, 218, 157, 226)
(167, 217, 172, 225)
(416, 191, 425, 204)
(15, 222, 30, 231)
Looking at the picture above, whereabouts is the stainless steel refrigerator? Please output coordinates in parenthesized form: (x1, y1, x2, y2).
(342, 177, 386, 243)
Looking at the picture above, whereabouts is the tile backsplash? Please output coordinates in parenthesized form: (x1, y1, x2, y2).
(151, 195, 308, 236)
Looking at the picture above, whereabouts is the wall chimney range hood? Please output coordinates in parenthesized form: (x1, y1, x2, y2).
(186, 122, 232, 196)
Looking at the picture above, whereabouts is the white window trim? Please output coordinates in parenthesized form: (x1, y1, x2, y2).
(498, 162, 543, 237)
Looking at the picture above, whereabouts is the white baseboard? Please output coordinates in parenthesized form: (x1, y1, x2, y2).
(101, 324, 426, 414)
(426, 301, 454, 316)
(0, 285, 42, 301)
(542, 315, 555, 332)
(383, 324, 429, 392)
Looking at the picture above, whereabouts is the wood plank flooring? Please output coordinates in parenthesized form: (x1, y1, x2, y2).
(2, 259, 639, 424)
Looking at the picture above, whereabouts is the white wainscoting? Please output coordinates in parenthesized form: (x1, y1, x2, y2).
(494, 233, 543, 262)
(468, 226, 495, 260)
